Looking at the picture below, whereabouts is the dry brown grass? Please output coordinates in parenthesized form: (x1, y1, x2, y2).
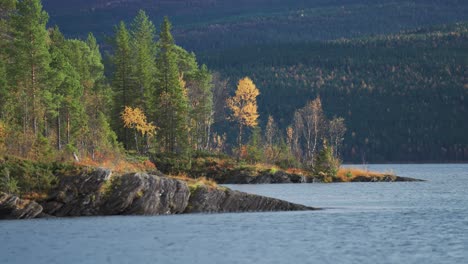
(171, 173, 219, 189)
(75, 153, 156, 173)
(337, 168, 394, 182)
(285, 168, 310, 176)
(22, 192, 48, 201)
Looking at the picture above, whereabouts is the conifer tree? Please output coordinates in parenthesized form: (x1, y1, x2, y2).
(83, 33, 118, 158)
(48, 27, 83, 150)
(111, 21, 136, 148)
(0, 0, 16, 116)
(154, 17, 189, 153)
(10, 0, 51, 136)
(130, 10, 157, 110)
(84, 33, 105, 90)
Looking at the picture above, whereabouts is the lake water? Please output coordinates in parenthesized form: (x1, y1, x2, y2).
(1, 164, 467, 264)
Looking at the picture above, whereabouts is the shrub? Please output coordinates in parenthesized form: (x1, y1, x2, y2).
(0, 168, 20, 194)
(312, 143, 340, 179)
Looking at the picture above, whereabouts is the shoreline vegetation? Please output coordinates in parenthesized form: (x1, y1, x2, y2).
(0, 1, 422, 219)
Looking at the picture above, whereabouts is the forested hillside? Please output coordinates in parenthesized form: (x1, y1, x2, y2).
(42, 0, 468, 51)
(202, 23, 468, 163)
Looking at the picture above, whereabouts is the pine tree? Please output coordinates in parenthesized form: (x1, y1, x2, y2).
(154, 17, 189, 153)
(10, 0, 51, 137)
(0, 0, 16, 116)
(48, 26, 83, 150)
(130, 10, 157, 111)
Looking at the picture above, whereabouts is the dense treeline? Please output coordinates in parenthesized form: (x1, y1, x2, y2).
(41, 0, 468, 51)
(0, 0, 214, 161)
(1, 0, 117, 160)
(202, 23, 468, 162)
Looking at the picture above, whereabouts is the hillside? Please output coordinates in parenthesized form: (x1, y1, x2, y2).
(202, 23, 468, 163)
(42, 0, 468, 51)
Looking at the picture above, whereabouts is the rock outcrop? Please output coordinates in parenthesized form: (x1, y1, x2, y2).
(37, 168, 313, 219)
(43, 168, 112, 217)
(43, 169, 190, 217)
(100, 173, 190, 215)
(186, 185, 315, 213)
(0, 192, 43, 220)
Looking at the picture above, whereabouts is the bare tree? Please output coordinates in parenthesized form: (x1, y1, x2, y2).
(294, 97, 325, 165)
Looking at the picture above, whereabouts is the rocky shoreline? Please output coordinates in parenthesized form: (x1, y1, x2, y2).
(0, 166, 423, 220)
(213, 170, 423, 184)
(0, 169, 315, 220)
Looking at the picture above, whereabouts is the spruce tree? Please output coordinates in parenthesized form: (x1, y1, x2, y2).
(83, 33, 105, 91)
(154, 17, 189, 153)
(130, 10, 157, 111)
(111, 21, 136, 148)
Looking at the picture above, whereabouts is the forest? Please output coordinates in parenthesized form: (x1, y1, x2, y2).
(0, 0, 344, 192)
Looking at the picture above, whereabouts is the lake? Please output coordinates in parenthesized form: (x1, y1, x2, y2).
(1, 164, 467, 264)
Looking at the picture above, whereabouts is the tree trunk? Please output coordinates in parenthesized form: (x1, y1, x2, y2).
(31, 61, 37, 136)
(134, 129, 139, 153)
(66, 111, 70, 145)
(238, 123, 243, 159)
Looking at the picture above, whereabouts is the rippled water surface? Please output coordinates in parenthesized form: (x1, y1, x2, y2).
(1, 164, 468, 264)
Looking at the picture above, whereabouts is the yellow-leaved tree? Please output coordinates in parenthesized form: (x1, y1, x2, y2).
(121, 106, 157, 153)
(227, 77, 260, 150)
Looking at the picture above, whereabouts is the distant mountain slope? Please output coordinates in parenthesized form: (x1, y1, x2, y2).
(42, 0, 468, 51)
(202, 23, 468, 163)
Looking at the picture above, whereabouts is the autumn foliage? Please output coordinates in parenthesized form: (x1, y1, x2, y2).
(121, 106, 157, 137)
(227, 77, 260, 128)
(227, 77, 260, 149)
